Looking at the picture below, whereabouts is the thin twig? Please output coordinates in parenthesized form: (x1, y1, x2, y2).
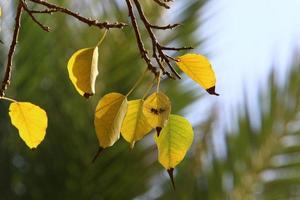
(29, 0, 127, 29)
(0, 2, 23, 97)
(161, 46, 193, 51)
(150, 23, 180, 30)
(21, 0, 50, 32)
(125, 0, 158, 76)
(152, 0, 170, 9)
(133, 0, 187, 79)
(30, 8, 58, 14)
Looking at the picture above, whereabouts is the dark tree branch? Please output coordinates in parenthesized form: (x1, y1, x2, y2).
(125, 0, 158, 77)
(21, 0, 50, 32)
(150, 23, 180, 30)
(132, 0, 191, 79)
(0, 2, 23, 97)
(29, 8, 58, 14)
(161, 46, 193, 51)
(152, 0, 170, 9)
(29, 0, 127, 29)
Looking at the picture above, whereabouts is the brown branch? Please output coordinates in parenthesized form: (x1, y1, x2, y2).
(152, 0, 170, 9)
(29, 0, 127, 29)
(132, 0, 189, 79)
(29, 8, 58, 14)
(0, 2, 23, 97)
(150, 23, 180, 30)
(21, 0, 50, 32)
(161, 46, 193, 51)
(125, 0, 158, 77)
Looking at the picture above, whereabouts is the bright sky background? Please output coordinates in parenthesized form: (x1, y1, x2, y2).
(185, 0, 300, 156)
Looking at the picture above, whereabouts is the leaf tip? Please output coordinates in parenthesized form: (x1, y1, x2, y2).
(206, 86, 219, 96)
(91, 147, 104, 163)
(156, 127, 162, 137)
(167, 168, 176, 190)
(84, 93, 94, 99)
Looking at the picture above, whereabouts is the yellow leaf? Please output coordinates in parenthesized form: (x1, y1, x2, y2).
(121, 99, 152, 148)
(176, 53, 219, 95)
(9, 102, 48, 149)
(154, 114, 193, 170)
(143, 92, 171, 129)
(67, 47, 99, 98)
(94, 93, 128, 148)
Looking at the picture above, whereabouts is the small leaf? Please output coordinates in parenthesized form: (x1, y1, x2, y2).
(143, 92, 171, 129)
(9, 102, 48, 149)
(154, 114, 193, 169)
(176, 53, 219, 95)
(121, 99, 152, 148)
(67, 47, 99, 98)
(94, 93, 128, 148)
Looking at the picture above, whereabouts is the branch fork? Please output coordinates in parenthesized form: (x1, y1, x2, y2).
(126, 0, 193, 79)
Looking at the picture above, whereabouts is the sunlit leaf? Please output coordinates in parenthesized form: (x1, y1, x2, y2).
(154, 114, 193, 189)
(176, 53, 219, 95)
(67, 47, 99, 98)
(9, 102, 48, 149)
(94, 93, 128, 148)
(143, 92, 171, 130)
(121, 99, 152, 148)
(154, 114, 193, 169)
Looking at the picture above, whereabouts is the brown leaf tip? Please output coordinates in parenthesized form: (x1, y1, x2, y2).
(156, 127, 162, 137)
(206, 86, 219, 96)
(84, 93, 94, 99)
(167, 168, 176, 190)
(91, 147, 104, 163)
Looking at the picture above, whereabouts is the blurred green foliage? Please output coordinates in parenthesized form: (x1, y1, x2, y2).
(0, 1, 203, 199)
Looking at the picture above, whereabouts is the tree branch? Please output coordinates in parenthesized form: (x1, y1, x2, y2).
(0, 2, 23, 97)
(125, 0, 158, 77)
(21, 0, 50, 32)
(150, 23, 180, 30)
(29, 0, 127, 29)
(132, 0, 192, 79)
(152, 0, 170, 9)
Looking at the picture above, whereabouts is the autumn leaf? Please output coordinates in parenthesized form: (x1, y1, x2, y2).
(67, 47, 99, 98)
(143, 92, 171, 134)
(154, 114, 194, 189)
(121, 99, 152, 148)
(176, 53, 219, 95)
(9, 102, 48, 149)
(94, 93, 128, 149)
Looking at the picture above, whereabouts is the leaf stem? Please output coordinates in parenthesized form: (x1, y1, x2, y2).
(156, 71, 161, 93)
(96, 29, 108, 47)
(126, 68, 148, 97)
(0, 96, 17, 102)
(142, 77, 156, 100)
